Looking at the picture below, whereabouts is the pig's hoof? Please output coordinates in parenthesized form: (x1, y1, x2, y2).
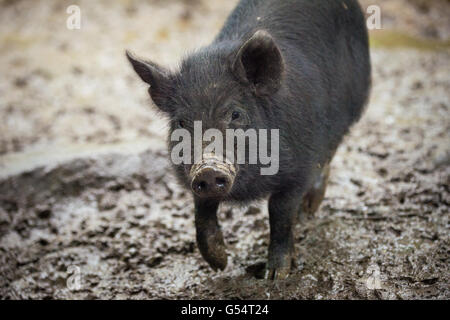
(205, 248, 228, 271)
(265, 248, 295, 280)
(264, 267, 291, 280)
(197, 230, 228, 271)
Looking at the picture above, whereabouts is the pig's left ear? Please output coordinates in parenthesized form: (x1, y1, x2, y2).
(126, 50, 172, 112)
(231, 30, 284, 96)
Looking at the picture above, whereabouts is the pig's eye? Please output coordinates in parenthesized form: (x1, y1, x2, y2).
(178, 120, 185, 128)
(231, 111, 240, 121)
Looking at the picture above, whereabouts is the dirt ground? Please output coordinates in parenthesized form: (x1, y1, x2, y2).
(0, 0, 449, 299)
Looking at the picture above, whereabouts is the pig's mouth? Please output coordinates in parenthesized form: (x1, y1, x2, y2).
(189, 153, 237, 199)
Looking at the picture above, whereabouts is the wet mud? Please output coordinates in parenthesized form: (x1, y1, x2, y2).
(0, 0, 449, 299)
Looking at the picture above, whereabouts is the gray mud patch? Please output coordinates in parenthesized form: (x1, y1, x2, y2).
(1, 86, 449, 298)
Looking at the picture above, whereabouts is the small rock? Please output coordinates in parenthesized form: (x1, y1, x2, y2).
(145, 255, 163, 268)
(98, 193, 117, 211)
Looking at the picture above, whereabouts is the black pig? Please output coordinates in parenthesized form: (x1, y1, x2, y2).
(127, 0, 371, 279)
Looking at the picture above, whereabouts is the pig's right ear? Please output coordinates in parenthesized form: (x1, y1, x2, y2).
(126, 50, 172, 112)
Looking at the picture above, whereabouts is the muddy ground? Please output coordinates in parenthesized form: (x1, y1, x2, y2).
(0, 0, 449, 299)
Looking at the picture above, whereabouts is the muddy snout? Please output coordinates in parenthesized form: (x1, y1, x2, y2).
(190, 154, 236, 198)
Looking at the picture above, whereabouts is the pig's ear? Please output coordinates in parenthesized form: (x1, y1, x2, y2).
(126, 50, 172, 112)
(231, 30, 284, 96)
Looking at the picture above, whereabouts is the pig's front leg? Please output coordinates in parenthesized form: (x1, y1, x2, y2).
(265, 189, 302, 280)
(194, 197, 228, 271)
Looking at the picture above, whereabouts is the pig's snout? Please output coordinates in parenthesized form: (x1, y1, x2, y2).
(192, 169, 232, 197)
(190, 154, 236, 198)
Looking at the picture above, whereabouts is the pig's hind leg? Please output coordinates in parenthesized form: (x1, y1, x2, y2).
(301, 163, 330, 216)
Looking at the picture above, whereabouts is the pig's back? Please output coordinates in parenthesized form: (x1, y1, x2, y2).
(215, 0, 371, 162)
